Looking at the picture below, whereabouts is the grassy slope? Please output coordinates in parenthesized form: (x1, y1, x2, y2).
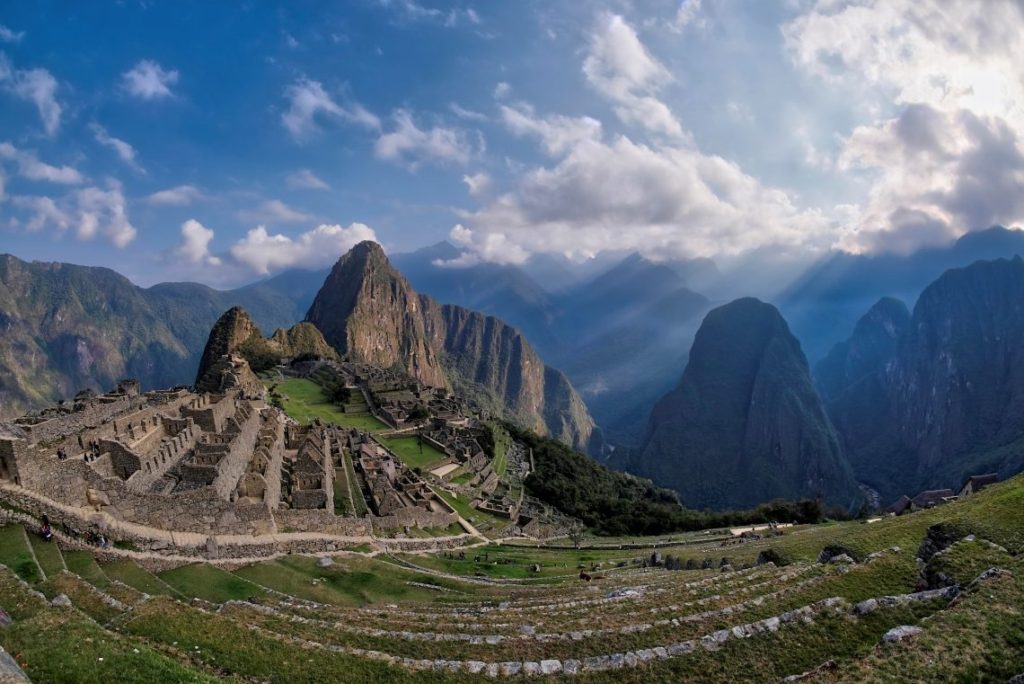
(378, 435, 447, 470)
(273, 377, 389, 431)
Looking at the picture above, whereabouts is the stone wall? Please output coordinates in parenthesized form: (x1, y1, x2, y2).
(376, 507, 458, 530)
(273, 508, 372, 535)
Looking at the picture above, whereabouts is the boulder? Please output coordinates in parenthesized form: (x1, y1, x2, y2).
(316, 557, 334, 568)
(50, 594, 72, 608)
(882, 625, 922, 643)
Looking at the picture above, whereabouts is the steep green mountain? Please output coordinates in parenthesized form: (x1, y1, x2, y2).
(305, 241, 601, 454)
(0, 255, 302, 419)
(622, 297, 859, 511)
(823, 257, 1024, 502)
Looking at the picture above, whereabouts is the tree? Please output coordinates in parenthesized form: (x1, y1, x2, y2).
(568, 519, 586, 549)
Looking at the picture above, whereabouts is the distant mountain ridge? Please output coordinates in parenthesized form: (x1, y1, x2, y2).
(0, 254, 304, 419)
(779, 226, 1024, 363)
(306, 242, 601, 454)
(818, 256, 1024, 503)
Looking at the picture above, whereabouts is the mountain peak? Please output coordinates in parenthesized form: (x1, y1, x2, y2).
(195, 306, 262, 386)
(632, 296, 857, 510)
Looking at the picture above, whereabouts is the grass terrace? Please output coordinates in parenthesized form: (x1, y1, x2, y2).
(269, 376, 389, 431)
(379, 435, 448, 471)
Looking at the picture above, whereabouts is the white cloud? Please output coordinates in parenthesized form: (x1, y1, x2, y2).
(582, 13, 686, 140)
(12, 182, 137, 247)
(0, 25, 25, 43)
(374, 109, 478, 168)
(286, 168, 330, 190)
(493, 82, 511, 100)
(784, 0, 1024, 252)
(90, 124, 143, 173)
(281, 78, 380, 140)
(230, 222, 377, 274)
(121, 60, 179, 100)
(449, 102, 488, 122)
(237, 199, 312, 224)
(0, 54, 62, 136)
(462, 172, 491, 197)
(0, 142, 84, 184)
(376, 0, 481, 28)
(669, 0, 705, 33)
(500, 104, 602, 156)
(146, 184, 204, 206)
(455, 104, 831, 265)
(74, 184, 137, 247)
(12, 195, 70, 233)
(177, 219, 221, 266)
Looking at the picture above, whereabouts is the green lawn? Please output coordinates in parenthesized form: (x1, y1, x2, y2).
(63, 550, 111, 589)
(271, 377, 389, 431)
(158, 563, 268, 603)
(489, 422, 512, 477)
(0, 525, 41, 583)
(233, 555, 462, 606)
(27, 533, 65, 577)
(378, 435, 447, 470)
(102, 559, 183, 598)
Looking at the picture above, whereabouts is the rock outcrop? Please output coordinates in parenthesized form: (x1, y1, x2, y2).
(627, 298, 859, 510)
(306, 242, 600, 453)
(195, 307, 336, 393)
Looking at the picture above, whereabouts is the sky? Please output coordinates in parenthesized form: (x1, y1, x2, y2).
(2, 0, 1023, 288)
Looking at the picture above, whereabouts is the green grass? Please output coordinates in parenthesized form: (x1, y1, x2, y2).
(233, 555, 464, 607)
(158, 563, 268, 603)
(433, 488, 506, 531)
(489, 422, 512, 477)
(27, 533, 64, 578)
(101, 559, 182, 598)
(0, 606, 214, 683)
(63, 550, 111, 589)
(378, 435, 447, 470)
(342, 450, 370, 516)
(333, 467, 352, 516)
(0, 525, 41, 583)
(450, 471, 474, 485)
(122, 597, 463, 684)
(39, 572, 123, 624)
(272, 377, 389, 431)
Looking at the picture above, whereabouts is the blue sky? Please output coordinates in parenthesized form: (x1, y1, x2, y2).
(2, 0, 1023, 287)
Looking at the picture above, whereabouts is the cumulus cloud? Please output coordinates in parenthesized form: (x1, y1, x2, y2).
(121, 60, 179, 99)
(146, 184, 204, 206)
(237, 199, 312, 224)
(583, 13, 686, 140)
(230, 222, 377, 274)
(177, 219, 221, 266)
(784, 0, 1024, 252)
(451, 105, 831, 265)
(374, 109, 479, 168)
(90, 124, 144, 173)
(11, 182, 137, 247)
(281, 78, 380, 140)
(0, 25, 24, 43)
(286, 168, 330, 190)
(0, 142, 84, 184)
(0, 54, 61, 136)
(461, 172, 491, 197)
(500, 104, 602, 156)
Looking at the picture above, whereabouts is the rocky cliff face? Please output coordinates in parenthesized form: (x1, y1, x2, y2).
(306, 242, 600, 453)
(195, 307, 263, 386)
(627, 298, 859, 511)
(823, 257, 1024, 501)
(305, 242, 447, 387)
(195, 307, 336, 392)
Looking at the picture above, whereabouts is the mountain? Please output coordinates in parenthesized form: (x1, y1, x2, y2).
(0, 254, 304, 419)
(620, 298, 859, 511)
(821, 257, 1024, 503)
(779, 226, 1024, 363)
(391, 242, 559, 350)
(306, 241, 601, 453)
(195, 306, 335, 392)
